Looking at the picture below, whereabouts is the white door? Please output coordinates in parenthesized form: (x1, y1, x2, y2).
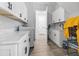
(35, 10, 47, 42)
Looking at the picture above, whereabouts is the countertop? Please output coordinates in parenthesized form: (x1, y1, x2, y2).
(0, 31, 30, 45)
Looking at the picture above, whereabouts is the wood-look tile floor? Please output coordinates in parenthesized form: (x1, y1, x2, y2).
(31, 40, 65, 56)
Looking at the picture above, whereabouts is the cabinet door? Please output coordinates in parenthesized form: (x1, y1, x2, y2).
(20, 3, 27, 22)
(0, 45, 17, 56)
(18, 34, 30, 56)
(12, 2, 27, 22)
(50, 30, 54, 41)
(0, 2, 8, 8)
(50, 30, 61, 47)
(54, 30, 63, 47)
(11, 2, 21, 16)
(0, 2, 14, 10)
(52, 7, 64, 23)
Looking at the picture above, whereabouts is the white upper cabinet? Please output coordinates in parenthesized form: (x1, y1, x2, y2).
(11, 2, 21, 16)
(0, 2, 8, 8)
(20, 3, 27, 22)
(52, 7, 64, 23)
(0, 2, 27, 23)
(49, 29, 65, 47)
(12, 2, 27, 22)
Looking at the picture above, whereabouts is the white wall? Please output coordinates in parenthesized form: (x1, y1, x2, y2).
(25, 2, 62, 47)
(0, 16, 22, 42)
(0, 16, 21, 31)
(25, 2, 58, 26)
(57, 2, 79, 19)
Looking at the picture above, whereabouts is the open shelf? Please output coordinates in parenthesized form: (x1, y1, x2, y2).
(0, 6, 27, 24)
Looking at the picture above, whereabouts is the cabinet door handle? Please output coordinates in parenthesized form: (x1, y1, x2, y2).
(24, 40, 26, 43)
(8, 2, 10, 9)
(25, 47, 27, 54)
(54, 34, 56, 36)
(29, 38, 30, 42)
(8, 2, 12, 10)
(20, 13, 22, 17)
(24, 18, 26, 20)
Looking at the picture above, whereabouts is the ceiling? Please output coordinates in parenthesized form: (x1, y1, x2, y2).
(25, 2, 79, 14)
(25, 2, 58, 14)
(58, 2, 79, 15)
(25, 2, 79, 26)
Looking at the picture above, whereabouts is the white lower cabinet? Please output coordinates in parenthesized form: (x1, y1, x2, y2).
(49, 29, 65, 47)
(18, 34, 30, 56)
(0, 33, 30, 56)
(0, 45, 17, 56)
